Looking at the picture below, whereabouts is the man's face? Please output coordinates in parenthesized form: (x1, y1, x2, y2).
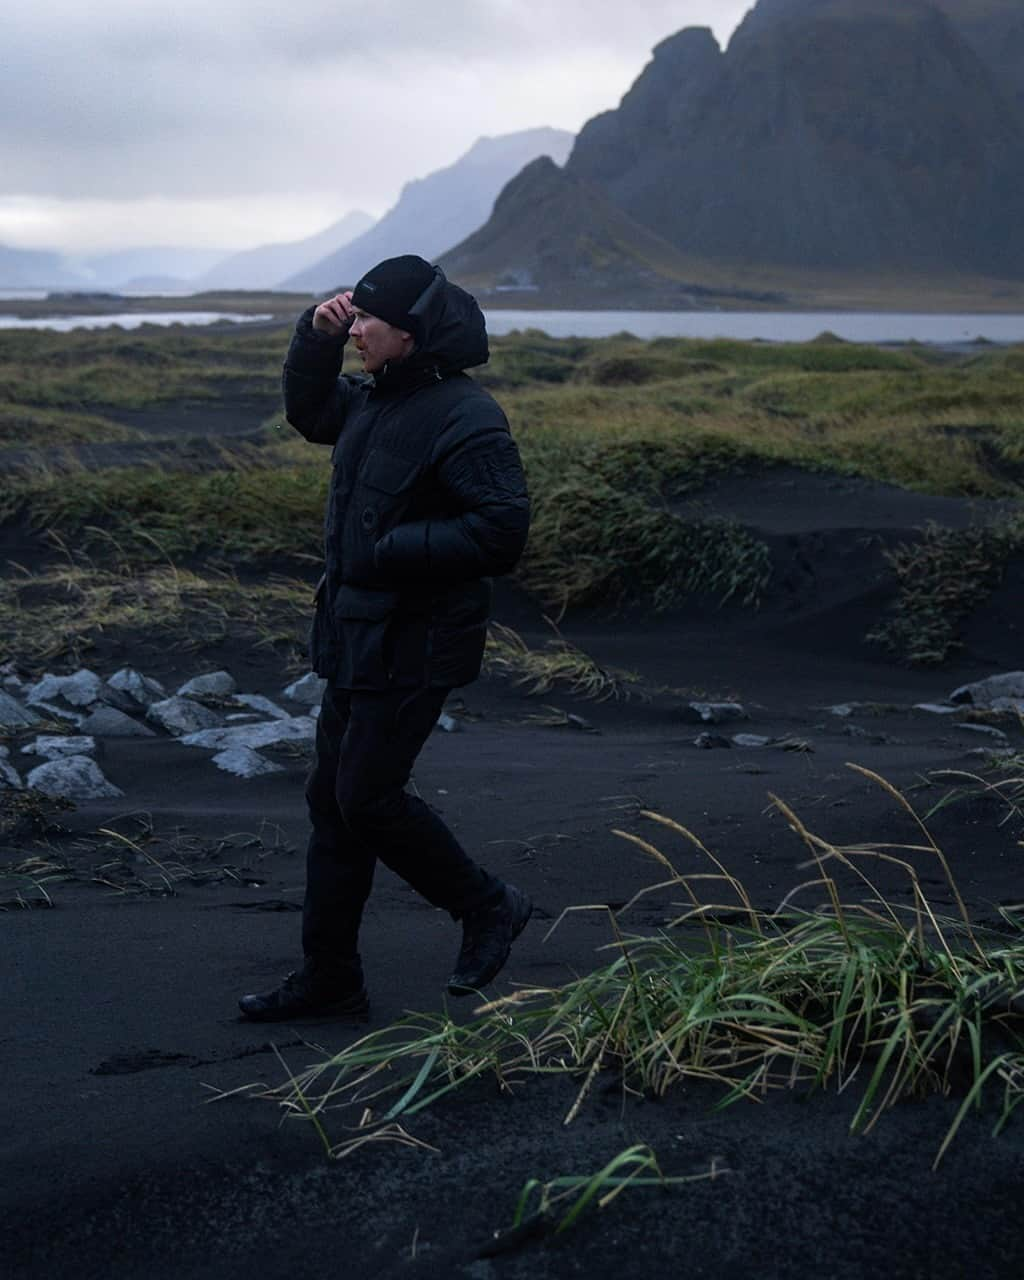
(350, 308, 413, 373)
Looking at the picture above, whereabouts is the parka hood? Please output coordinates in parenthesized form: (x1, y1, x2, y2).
(405, 268, 489, 372)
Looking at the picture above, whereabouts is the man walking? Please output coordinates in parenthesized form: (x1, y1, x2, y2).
(239, 256, 532, 1022)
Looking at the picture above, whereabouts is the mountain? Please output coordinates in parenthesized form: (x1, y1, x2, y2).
(737, 0, 1024, 113)
(193, 210, 375, 291)
(440, 157, 784, 307)
(77, 247, 231, 290)
(281, 128, 574, 292)
(0, 244, 88, 290)
(562, 0, 1024, 278)
(934, 0, 1024, 114)
(454, 0, 1024, 295)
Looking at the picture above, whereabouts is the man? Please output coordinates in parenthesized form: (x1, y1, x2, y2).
(239, 255, 532, 1022)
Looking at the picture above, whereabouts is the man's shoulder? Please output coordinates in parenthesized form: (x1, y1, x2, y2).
(434, 371, 502, 409)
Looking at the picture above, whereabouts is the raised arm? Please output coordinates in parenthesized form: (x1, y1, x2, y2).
(282, 296, 358, 446)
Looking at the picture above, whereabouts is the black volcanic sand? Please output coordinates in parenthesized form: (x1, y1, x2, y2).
(5, 461, 1024, 1278)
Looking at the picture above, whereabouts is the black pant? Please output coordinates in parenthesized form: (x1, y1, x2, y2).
(301, 684, 501, 970)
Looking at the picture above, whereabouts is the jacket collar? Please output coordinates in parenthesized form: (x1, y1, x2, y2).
(371, 354, 444, 393)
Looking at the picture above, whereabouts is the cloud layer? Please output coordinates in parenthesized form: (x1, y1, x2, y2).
(2, 1, 750, 250)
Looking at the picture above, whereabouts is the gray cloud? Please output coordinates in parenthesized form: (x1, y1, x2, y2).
(1, 1, 750, 247)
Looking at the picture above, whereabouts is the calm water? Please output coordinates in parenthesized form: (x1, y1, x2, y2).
(0, 311, 271, 331)
(1, 308, 1023, 344)
(482, 310, 1024, 345)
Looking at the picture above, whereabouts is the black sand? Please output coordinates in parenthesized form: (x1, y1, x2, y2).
(4, 423, 1024, 1278)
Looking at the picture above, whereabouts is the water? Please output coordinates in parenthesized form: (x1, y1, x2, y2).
(0, 307, 1023, 344)
(482, 310, 1024, 345)
(0, 311, 272, 331)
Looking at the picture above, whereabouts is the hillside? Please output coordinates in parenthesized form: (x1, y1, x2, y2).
(564, 0, 1024, 278)
(0, 244, 88, 290)
(282, 128, 573, 292)
(440, 156, 785, 308)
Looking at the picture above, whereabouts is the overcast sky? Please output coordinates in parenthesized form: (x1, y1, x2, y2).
(3, 2, 751, 256)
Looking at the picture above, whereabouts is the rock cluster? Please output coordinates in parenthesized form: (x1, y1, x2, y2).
(0, 663, 328, 802)
(682, 672, 1024, 753)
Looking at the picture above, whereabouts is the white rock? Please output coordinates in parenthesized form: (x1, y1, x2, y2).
(914, 703, 960, 715)
(177, 671, 237, 697)
(212, 746, 285, 778)
(823, 703, 858, 718)
(26, 755, 123, 801)
(107, 667, 166, 707)
(950, 673, 1024, 707)
(147, 696, 225, 736)
(955, 722, 1009, 741)
(435, 713, 460, 733)
(0, 690, 41, 728)
(233, 693, 290, 720)
(80, 706, 157, 737)
(22, 735, 97, 760)
(25, 669, 106, 708)
(682, 701, 748, 725)
(181, 715, 316, 752)
(733, 733, 773, 748)
(283, 673, 327, 705)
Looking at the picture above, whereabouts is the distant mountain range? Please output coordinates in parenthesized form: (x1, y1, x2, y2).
(0, 128, 573, 294)
(191, 211, 375, 291)
(281, 128, 574, 292)
(0, 245, 86, 290)
(446, 0, 1024, 297)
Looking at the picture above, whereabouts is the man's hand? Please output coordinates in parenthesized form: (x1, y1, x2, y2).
(312, 290, 356, 337)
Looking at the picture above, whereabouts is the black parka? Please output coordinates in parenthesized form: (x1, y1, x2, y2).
(283, 270, 530, 690)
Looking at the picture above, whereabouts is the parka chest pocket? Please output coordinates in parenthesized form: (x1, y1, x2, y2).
(355, 447, 423, 532)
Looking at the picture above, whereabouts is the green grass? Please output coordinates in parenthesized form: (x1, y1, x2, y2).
(3, 325, 1024, 645)
(235, 769, 1024, 1168)
(868, 516, 1024, 664)
(0, 561, 312, 669)
(0, 324, 289, 410)
(0, 406, 141, 448)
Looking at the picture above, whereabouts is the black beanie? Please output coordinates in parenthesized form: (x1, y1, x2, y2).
(351, 255, 437, 332)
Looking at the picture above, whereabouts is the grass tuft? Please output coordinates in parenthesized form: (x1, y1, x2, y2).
(239, 769, 1024, 1169)
(867, 517, 1024, 664)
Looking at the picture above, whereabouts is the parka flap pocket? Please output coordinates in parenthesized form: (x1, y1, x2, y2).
(359, 448, 422, 495)
(333, 585, 400, 621)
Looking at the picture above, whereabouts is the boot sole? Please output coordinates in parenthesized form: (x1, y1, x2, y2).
(447, 892, 533, 997)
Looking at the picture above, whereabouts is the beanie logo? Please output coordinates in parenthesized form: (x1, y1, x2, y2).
(360, 281, 378, 293)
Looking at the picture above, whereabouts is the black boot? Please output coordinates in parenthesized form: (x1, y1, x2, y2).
(447, 884, 532, 996)
(238, 958, 369, 1022)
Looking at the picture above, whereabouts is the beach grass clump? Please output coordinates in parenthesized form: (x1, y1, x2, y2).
(4, 446, 327, 568)
(0, 324, 287, 411)
(484, 622, 643, 702)
(0, 406, 141, 448)
(0, 561, 311, 669)
(245, 769, 1024, 1167)
(867, 517, 1024, 664)
(517, 451, 771, 613)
